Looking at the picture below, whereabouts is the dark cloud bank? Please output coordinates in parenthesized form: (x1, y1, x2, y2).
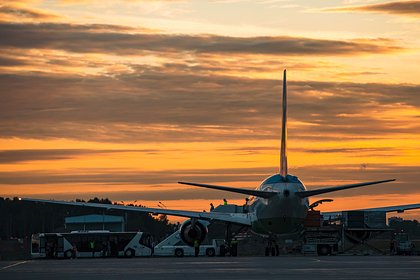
(0, 22, 417, 143)
(327, 1, 420, 17)
(0, 22, 401, 56)
(0, 71, 419, 142)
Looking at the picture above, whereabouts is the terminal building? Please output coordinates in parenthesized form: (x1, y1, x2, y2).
(64, 214, 125, 232)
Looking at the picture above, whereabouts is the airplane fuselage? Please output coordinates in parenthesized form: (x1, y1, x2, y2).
(247, 174, 309, 236)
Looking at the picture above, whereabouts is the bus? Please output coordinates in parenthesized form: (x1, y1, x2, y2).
(31, 231, 153, 258)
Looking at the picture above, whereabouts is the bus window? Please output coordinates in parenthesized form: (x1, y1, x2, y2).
(44, 235, 59, 258)
(109, 236, 118, 257)
(40, 236, 46, 254)
(80, 236, 89, 252)
(115, 233, 134, 250)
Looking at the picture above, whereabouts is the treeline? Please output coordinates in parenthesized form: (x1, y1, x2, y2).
(0, 197, 175, 240)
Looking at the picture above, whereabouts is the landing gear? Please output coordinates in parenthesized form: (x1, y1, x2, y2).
(175, 248, 184, 257)
(317, 245, 331, 256)
(224, 222, 232, 255)
(265, 238, 280, 256)
(225, 223, 232, 244)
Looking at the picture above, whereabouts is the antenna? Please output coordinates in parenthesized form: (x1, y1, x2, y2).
(280, 69, 288, 177)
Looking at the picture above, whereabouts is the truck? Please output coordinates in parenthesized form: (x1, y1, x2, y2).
(394, 232, 413, 255)
(301, 227, 340, 256)
(302, 211, 341, 256)
(154, 230, 224, 257)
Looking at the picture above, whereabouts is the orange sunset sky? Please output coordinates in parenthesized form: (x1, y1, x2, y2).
(0, 0, 419, 222)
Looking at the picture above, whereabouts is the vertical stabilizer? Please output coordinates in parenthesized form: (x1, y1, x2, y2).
(280, 69, 288, 177)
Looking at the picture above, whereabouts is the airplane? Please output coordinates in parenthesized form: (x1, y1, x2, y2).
(21, 69, 420, 246)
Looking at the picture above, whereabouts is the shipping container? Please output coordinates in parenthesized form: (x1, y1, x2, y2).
(343, 211, 386, 229)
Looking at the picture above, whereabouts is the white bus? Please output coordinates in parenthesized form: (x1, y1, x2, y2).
(31, 231, 153, 258)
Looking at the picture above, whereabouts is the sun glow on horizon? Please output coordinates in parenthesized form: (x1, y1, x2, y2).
(0, 0, 419, 222)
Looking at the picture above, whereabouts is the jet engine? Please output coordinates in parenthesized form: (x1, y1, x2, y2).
(346, 230, 371, 242)
(179, 219, 208, 246)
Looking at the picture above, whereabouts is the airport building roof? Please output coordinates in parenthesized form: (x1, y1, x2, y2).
(65, 214, 124, 224)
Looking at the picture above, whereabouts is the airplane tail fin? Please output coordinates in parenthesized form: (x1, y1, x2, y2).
(280, 69, 288, 177)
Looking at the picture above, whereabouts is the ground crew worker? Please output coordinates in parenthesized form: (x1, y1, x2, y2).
(194, 239, 200, 257)
(390, 237, 396, 255)
(230, 238, 238, 256)
(72, 243, 78, 259)
(273, 239, 280, 256)
(101, 241, 107, 257)
(89, 240, 95, 257)
(243, 198, 249, 213)
(223, 198, 228, 205)
(210, 203, 215, 211)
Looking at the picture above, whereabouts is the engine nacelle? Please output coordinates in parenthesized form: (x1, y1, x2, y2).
(346, 230, 371, 242)
(179, 219, 208, 246)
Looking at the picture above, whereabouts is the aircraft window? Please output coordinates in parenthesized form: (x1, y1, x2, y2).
(262, 174, 284, 184)
(262, 186, 273, 192)
(261, 174, 300, 184)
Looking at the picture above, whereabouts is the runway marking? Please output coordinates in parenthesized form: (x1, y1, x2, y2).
(174, 261, 240, 265)
(0, 261, 28, 271)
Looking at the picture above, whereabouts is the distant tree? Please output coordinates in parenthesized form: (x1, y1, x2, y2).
(389, 219, 420, 238)
(87, 197, 112, 204)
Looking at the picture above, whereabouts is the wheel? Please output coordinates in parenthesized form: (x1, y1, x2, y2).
(206, 248, 215, 257)
(124, 248, 135, 258)
(317, 245, 331, 256)
(175, 248, 184, 257)
(64, 250, 73, 259)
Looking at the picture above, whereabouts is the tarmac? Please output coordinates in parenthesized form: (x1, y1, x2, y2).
(1, 256, 420, 280)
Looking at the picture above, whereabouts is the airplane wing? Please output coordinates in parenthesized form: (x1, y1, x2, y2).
(295, 179, 395, 198)
(322, 203, 420, 220)
(20, 197, 251, 226)
(178, 181, 276, 198)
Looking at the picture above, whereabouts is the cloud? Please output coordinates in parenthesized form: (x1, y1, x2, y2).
(59, 0, 184, 3)
(0, 147, 279, 164)
(0, 164, 418, 199)
(0, 22, 402, 56)
(0, 149, 161, 163)
(325, 1, 420, 17)
(0, 55, 28, 66)
(0, 71, 419, 142)
(293, 147, 402, 155)
(0, 166, 270, 185)
(0, 4, 61, 22)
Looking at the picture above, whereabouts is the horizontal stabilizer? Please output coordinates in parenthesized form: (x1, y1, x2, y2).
(358, 203, 420, 213)
(322, 203, 420, 220)
(295, 179, 395, 198)
(178, 181, 276, 199)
